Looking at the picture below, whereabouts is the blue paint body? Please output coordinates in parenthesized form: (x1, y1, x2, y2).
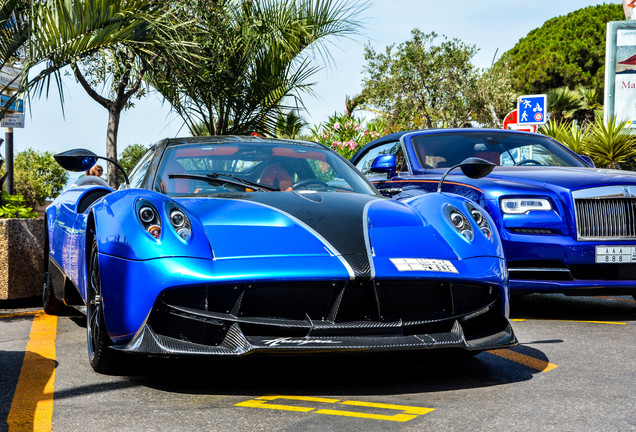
(46, 136, 513, 353)
(351, 128, 636, 296)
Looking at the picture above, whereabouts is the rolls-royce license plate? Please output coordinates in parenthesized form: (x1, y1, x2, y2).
(595, 246, 636, 263)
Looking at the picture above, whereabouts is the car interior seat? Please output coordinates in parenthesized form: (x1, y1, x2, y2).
(474, 151, 501, 165)
(161, 160, 189, 194)
(258, 163, 293, 191)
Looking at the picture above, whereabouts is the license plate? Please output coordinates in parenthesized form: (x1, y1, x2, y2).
(595, 246, 636, 263)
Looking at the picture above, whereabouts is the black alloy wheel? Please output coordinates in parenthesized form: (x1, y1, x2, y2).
(87, 239, 121, 373)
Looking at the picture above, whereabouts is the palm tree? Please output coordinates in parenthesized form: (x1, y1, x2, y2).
(275, 110, 307, 139)
(586, 112, 636, 169)
(546, 87, 581, 125)
(539, 118, 587, 155)
(150, 0, 366, 137)
(571, 85, 600, 129)
(15, 0, 194, 187)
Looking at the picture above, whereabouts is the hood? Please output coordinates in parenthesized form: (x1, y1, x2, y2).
(177, 192, 459, 277)
(482, 166, 636, 192)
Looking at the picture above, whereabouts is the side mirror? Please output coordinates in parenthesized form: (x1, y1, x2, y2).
(54, 148, 130, 186)
(370, 154, 397, 179)
(579, 155, 595, 167)
(437, 157, 495, 192)
(54, 148, 98, 172)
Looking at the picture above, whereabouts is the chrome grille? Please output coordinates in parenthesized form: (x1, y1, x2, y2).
(574, 197, 636, 240)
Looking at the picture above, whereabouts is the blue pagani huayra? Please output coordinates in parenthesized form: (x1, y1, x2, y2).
(44, 135, 516, 373)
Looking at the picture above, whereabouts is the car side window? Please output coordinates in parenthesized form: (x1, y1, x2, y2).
(355, 142, 407, 175)
(126, 149, 155, 189)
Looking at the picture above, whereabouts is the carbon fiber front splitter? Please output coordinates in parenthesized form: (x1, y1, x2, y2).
(112, 318, 517, 357)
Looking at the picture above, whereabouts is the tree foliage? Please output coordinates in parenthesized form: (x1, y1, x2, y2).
(118, 143, 149, 184)
(12, 148, 68, 208)
(361, 29, 514, 129)
(310, 112, 383, 158)
(0, 0, 191, 118)
(362, 30, 478, 129)
(150, 0, 365, 137)
(503, 4, 623, 101)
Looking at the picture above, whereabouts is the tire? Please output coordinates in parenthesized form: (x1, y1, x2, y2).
(86, 240, 122, 373)
(42, 219, 66, 315)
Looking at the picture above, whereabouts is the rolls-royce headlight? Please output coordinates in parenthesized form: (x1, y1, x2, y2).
(501, 198, 551, 214)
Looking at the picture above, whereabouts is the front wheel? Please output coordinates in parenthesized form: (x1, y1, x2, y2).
(86, 240, 122, 373)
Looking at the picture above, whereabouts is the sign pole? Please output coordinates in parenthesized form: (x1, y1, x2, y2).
(4, 125, 12, 194)
(3, 87, 14, 194)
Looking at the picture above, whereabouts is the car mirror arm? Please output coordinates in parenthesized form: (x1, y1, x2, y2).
(437, 157, 495, 192)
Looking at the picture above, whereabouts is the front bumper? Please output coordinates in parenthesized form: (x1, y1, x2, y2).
(113, 279, 517, 356)
(502, 234, 636, 294)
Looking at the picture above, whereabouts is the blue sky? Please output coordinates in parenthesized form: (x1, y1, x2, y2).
(9, 1, 619, 160)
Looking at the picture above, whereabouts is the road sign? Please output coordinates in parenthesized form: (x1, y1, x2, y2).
(1, 113, 24, 128)
(0, 66, 20, 90)
(0, 94, 23, 113)
(502, 109, 537, 132)
(517, 94, 547, 125)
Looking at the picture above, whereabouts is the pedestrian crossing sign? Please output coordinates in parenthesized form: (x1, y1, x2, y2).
(517, 94, 547, 125)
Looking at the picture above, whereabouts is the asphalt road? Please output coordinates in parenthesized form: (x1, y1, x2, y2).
(1, 294, 635, 432)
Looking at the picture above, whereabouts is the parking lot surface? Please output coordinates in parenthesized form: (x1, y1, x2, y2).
(1, 294, 635, 431)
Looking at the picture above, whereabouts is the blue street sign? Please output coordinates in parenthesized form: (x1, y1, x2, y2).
(0, 94, 23, 113)
(517, 94, 547, 125)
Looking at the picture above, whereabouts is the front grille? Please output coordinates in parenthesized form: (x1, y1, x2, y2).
(151, 280, 499, 345)
(575, 197, 636, 240)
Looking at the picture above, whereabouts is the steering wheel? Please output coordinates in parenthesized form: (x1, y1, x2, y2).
(291, 178, 332, 191)
(514, 159, 542, 166)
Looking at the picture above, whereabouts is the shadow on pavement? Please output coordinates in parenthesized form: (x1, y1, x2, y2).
(510, 293, 636, 322)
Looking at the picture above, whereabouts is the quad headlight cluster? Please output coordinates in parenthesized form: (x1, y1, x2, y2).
(166, 203, 192, 240)
(136, 199, 192, 241)
(445, 204, 492, 241)
(466, 203, 492, 239)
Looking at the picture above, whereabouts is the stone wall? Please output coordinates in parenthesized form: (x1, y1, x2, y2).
(0, 219, 44, 300)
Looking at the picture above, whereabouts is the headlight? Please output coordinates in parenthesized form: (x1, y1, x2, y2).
(167, 203, 192, 241)
(500, 198, 551, 214)
(467, 203, 492, 239)
(136, 200, 161, 239)
(445, 205, 473, 241)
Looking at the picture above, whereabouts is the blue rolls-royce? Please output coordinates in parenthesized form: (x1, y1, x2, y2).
(351, 128, 636, 299)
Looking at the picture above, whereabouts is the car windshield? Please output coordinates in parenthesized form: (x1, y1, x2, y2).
(155, 140, 377, 196)
(410, 131, 588, 169)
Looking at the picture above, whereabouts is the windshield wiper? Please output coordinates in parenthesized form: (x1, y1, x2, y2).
(168, 173, 279, 191)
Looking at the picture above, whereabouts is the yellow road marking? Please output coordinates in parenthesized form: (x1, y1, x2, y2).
(487, 348, 558, 372)
(235, 395, 339, 412)
(236, 396, 434, 422)
(258, 395, 340, 403)
(236, 399, 315, 412)
(0, 310, 43, 319)
(7, 312, 57, 432)
(511, 318, 625, 325)
(314, 409, 420, 422)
